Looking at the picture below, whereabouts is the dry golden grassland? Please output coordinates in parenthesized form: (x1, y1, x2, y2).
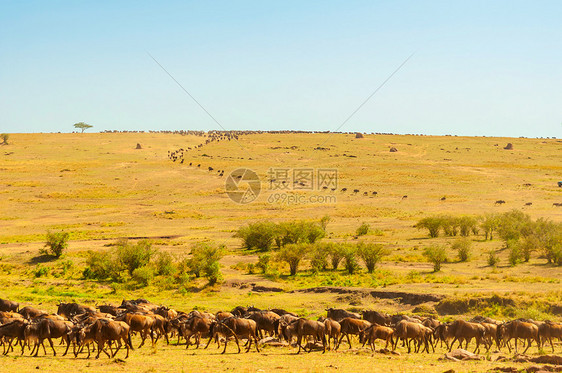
(0, 132, 561, 372)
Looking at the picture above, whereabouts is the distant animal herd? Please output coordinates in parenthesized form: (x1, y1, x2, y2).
(0, 298, 560, 359)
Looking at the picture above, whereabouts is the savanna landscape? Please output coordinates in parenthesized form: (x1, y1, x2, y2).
(0, 131, 561, 372)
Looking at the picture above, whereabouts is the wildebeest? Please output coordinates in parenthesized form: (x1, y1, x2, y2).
(538, 321, 562, 352)
(495, 200, 506, 205)
(245, 310, 280, 339)
(326, 308, 360, 322)
(57, 302, 96, 319)
(361, 310, 390, 326)
(206, 317, 260, 354)
(336, 317, 371, 350)
(394, 320, 433, 353)
(290, 318, 327, 353)
(323, 318, 341, 350)
(359, 323, 394, 351)
(116, 313, 155, 348)
(0, 319, 27, 355)
(87, 319, 133, 359)
(23, 317, 73, 357)
(447, 320, 485, 354)
(18, 306, 47, 320)
(0, 299, 19, 312)
(498, 320, 539, 354)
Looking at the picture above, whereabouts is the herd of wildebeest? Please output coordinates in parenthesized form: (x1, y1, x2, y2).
(0, 297, 561, 360)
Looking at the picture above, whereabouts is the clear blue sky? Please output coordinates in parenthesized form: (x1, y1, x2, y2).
(1, 0, 560, 137)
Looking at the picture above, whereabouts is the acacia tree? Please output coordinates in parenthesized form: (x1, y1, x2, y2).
(74, 122, 93, 133)
(0, 133, 9, 145)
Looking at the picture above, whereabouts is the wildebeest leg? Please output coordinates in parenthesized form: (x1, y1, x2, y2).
(346, 333, 352, 349)
(335, 334, 345, 350)
(514, 337, 518, 354)
(112, 339, 123, 358)
(139, 330, 147, 348)
(522, 338, 531, 354)
(47, 337, 56, 356)
(448, 337, 458, 352)
(63, 335, 71, 356)
(474, 337, 480, 354)
(296, 335, 304, 354)
(254, 333, 260, 353)
(204, 333, 214, 349)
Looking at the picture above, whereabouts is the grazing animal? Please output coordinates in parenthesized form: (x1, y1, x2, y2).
(361, 310, 390, 326)
(0, 299, 19, 312)
(336, 318, 371, 350)
(498, 320, 539, 354)
(447, 320, 485, 354)
(326, 308, 360, 322)
(206, 317, 260, 354)
(394, 320, 432, 353)
(323, 318, 341, 350)
(495, 200, 506, 205)
(290, 318, 327, 353)
(538, 321, 562, 352)
(359, 324, 394, 351)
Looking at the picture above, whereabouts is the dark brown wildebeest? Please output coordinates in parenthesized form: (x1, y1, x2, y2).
(116, 313, 155, 348)
(154, 306, 178, 320)
(323, 318, 341, 350)
(469, 316, 502, 325)
(97, 304, 120, 316)
(269, 308, 298, 317)
(353, 189, 360, 194)
(290, 318, 326, 353)
(326, 308, 360, 322)
(18, 306, 47, 320)
(57, 302, 96, 319)
(433, 323, 453, 350)
(498, 320, 539, 354)
(23, 318, 73, 357)
(341, 188, 347, 192)
(150, 314, 169, 345)
(88, 319, 133, 359)
(362, 310, 390, 326)
(447, 320, 485, 354)
(336, 317, 371, 350)
(215, 311, 234, 321)
(277, 314, 299, 341)
(538, 321, 562, 352)
(206, 317, 260, 354)
(230, 306, 248, 317)
(359, 323, 394, 351)
(394, 320, 433, 353)
(245, 310, 280, 339)
(495, 200, 506, 205)
(0, 299, 19, 312)
(0, 319, 27, 355)
(181, 314, 213, 349)
(422, 317, 440, 330)
(480, 322, 500, 351)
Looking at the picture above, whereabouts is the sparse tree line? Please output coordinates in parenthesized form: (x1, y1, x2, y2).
(415, 210, 562, 266)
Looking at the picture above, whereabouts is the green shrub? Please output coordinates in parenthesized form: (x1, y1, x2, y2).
(33, 265, 49, 278)
(441, 216, 459, 236)
(256, 253, 270, 273)
(83, 250, 121, 281)
(356, 222, 370, 236)
(357, 242, 387, 273)
(458, 216, 478, 237)
(235, 221, 277, 251)
(0, 133, 9, 145)
(188, 243, 225, 284)
(154, 251, 177, 276)
(310, 244, 329, 273)
(276, 243, 309, 275)
(320, 215, 331, 231)
(325, 242, 345, 270)
(487, 250, 500, 267)
(116, 239, 154, 275)
(452, 238, 472, 262)
(41, 231, 69, 258)
(132, 266, 154, 287)
(423, 244, 448, 272)
(342, 244, 360, 275)
(481, 213, 499, 240)
(508, 244, 522, 267)
(415, 217, 442, 238)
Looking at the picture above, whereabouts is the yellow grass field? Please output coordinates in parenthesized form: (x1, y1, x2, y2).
(0, 132, 561, 372)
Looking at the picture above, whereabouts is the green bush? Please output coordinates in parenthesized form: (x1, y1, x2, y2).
(342, 244, 360, 275)
(132, 266, 154, 287)
(83, 250, 121, 281)
(154, 251, 177, 276)
(508, 244, 522, 267)
(256, 253, 270, 273)
(310, 244, 329, 273)
(41, 231, 69, 258)
(452, 238, 472, 262)
(356, 222, 370, 236)
(325, 242, 345, 270)
(458, 216, 478, 237)
(276, 243, 309, 275)
(0, 133, 9, 145)
(33, 265, 49, 278)
(188, 243, 225, 284)
(480, 213, 499, 240)
(116, 239, 154, 275)
(487, 250, 500, 267)
(357, 242, 387, 273)
(441, 216, 459, 236)
(415, 217, 442, 238)
(235, 221, 277, 251)
(276, 220, 326, 247)
(423, 244, 448, 272)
